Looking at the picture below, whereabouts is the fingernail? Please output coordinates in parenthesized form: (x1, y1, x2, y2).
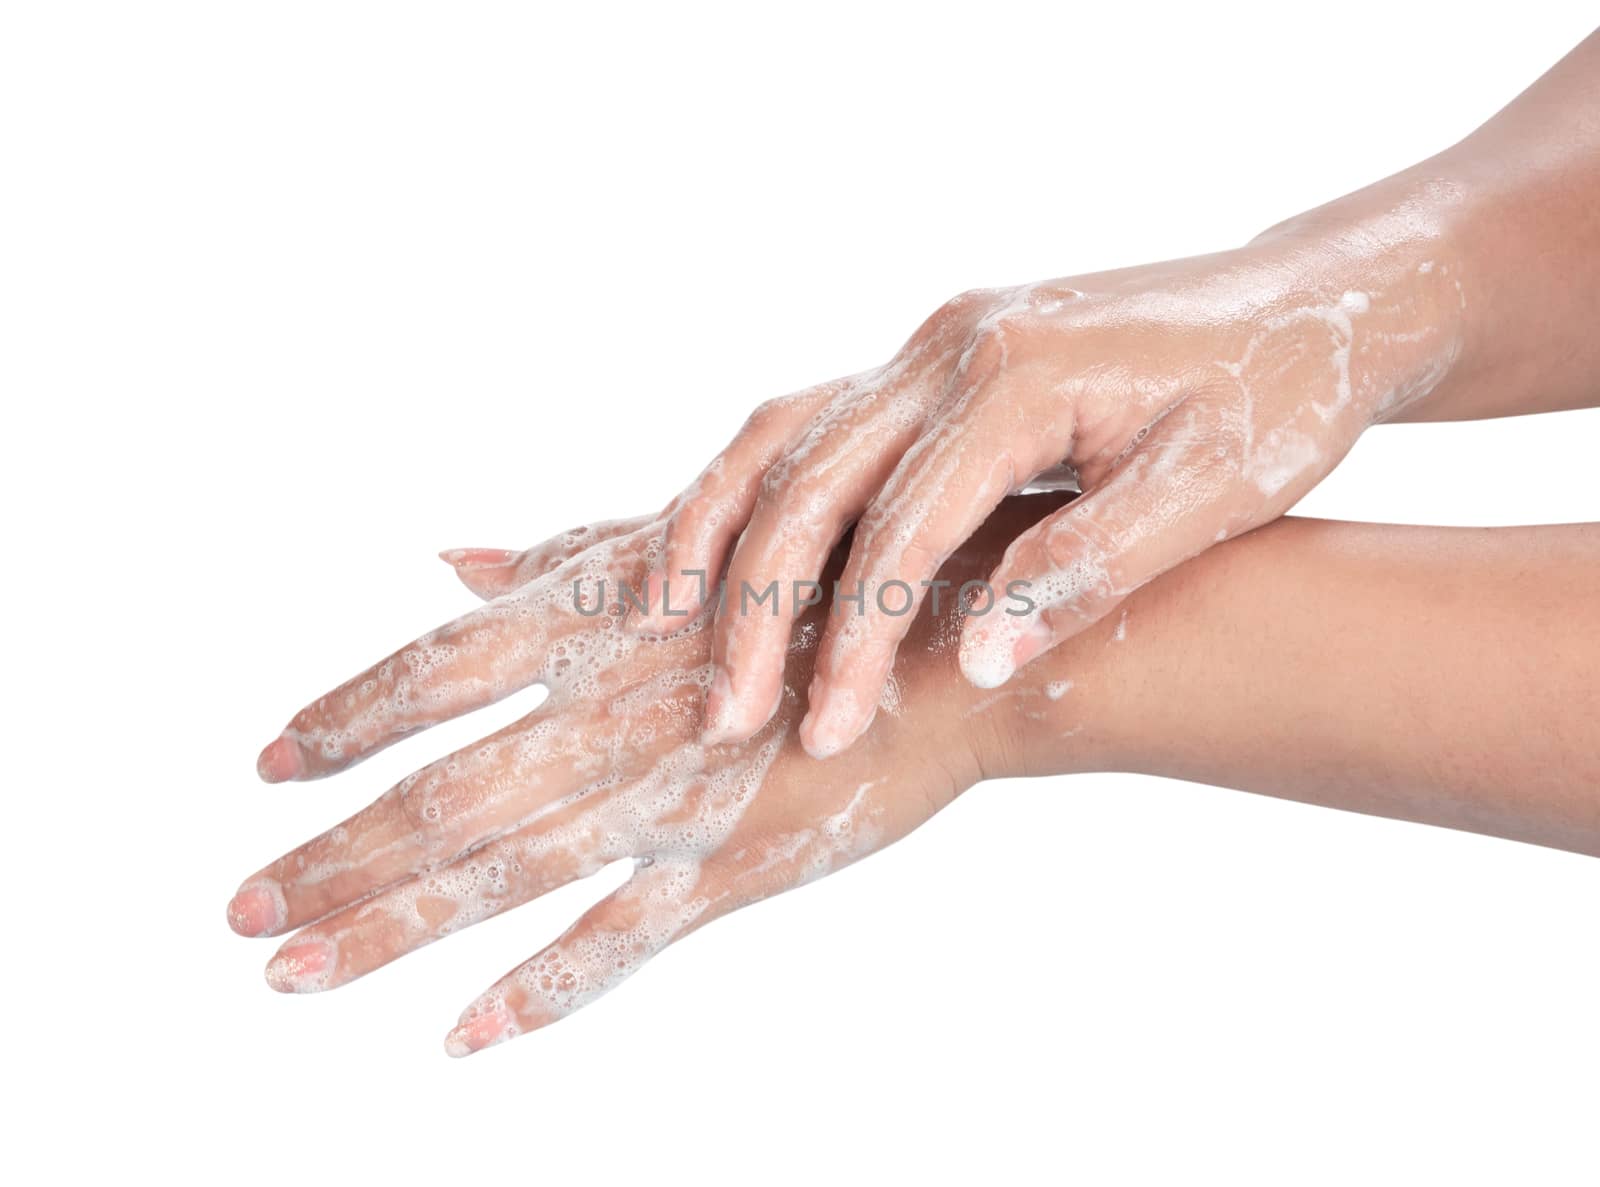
(438, 548, 519, 571)
(227, 880, 286, 937)
(1010, 616, 1053, 671)
(265, 940, 334, 993)
(256, 734, 302, 783)
(444, 1005, 517, 1058)
(799, 676, 853, 759)
(800, 717, 844, 760)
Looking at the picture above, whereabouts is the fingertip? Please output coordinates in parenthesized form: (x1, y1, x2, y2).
(958, 628, 1015, 689)
(700, 718, 748, 748)
(798, 676, 860, 759)
(438, 548, 519, 571)
(440, 548, 524, 599)
(264, 940, 334, 994)
(226, 880, 287, 938)
(699, 666, 743, 746)
(444, 1006, 518, 1058)
(699, 724, 741, 748)
(700, 664, 782, 748)
(798, 714, 845, 760)
(961, 611, 1053, 689)
(255, 735, 303, 783)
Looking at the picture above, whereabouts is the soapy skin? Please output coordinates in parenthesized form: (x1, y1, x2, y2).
(629, 30, 1600, 760)
(234, 498, 1600, 1056)
(238, 505, 1025, 1052)
(232, 33, 1600, 1056)
(657, 241, 1464, 758)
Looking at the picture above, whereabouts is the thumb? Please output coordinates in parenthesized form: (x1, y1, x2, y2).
(959, 410, 1259, 688)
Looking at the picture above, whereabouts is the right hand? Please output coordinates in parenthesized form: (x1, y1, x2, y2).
(629, 219, 1466, 759)
(233, 498, 1092, 1054)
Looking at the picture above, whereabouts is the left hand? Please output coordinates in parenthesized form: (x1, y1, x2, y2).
(231, 506, 1063, 1055)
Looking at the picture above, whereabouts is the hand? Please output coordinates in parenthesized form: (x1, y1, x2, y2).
(232, 502, 1067, 1055)
(631, 210, 1466, 760)
(232, 504, 1600, 1055)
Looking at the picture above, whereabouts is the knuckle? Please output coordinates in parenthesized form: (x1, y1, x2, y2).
(739, 396, 788, 439)
(732, 404, 784, 454)
(756, 456, 793, 504)
(736, 391, 831, 471)
(1040, 513, 1098, 571)
(975, 314, 1020, 349)
(1140, 401, 1250, 493)
(856, 473, 951, 578)
(1040, 519, 1084, 572)
(394, 772, 451, 858)
(677, 450, 756, 522)
(910, 288, 989, 347)
(851, 493, 896, 542)
(666, 485, 712, 535)
(1036, 516, 1118, 605)
(854, 503, 918, 569)
(945, 287, 992, 316)
(953, 322, 1017, 388)
(756, 457, 831, 525)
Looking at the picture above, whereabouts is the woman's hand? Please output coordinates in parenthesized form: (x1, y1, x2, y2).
(402, 30, 1600, 770)
(630, 207, 1467, 761)
(230, 29, 1600, 1059)
(233, 502, 1072, 1055)
(232, 501, 1600, 1055)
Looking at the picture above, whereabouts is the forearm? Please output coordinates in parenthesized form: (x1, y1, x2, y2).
(1263, 30, 1600, 422)
(1003, 517, 1600, 855)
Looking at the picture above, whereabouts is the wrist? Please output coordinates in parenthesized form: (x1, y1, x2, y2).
(1251, 176, 1473, 427)
(962, 601, 1146, 783)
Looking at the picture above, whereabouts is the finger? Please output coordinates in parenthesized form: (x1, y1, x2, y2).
(441, 515, 655, 600)
(232, 640, 710, 935)
(443, 857, 723, 1056)
(254, 598, 552, 783)
(258, 793, 631, 992)
(638, 290, 1012, 643)
(256, 528, 661, 782)
(258, 687, 791, 989)
(630, 382, 842, 634)
(438, 549, 525, 599)
(800, 379, 1076, 758)
(958, 397, 1294, 687)
(699, 383, 946, 745)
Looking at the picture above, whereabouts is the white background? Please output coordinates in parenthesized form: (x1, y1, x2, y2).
(4, 3, 1597, 1183)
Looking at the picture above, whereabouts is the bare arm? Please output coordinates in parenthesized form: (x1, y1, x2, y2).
(235, 502, 1599, 1053)
(1007, 516, 1600, 855)
(1274, 28, 1600, 421)
(605, 29, 1600, 763)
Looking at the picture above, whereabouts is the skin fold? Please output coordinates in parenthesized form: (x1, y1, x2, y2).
(233, 497, 1600, 1056)
(622, 30, 1600, 761)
